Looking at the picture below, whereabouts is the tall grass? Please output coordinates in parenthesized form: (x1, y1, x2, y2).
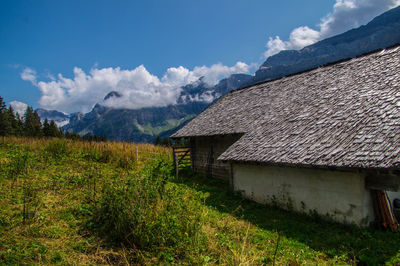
(89, 159, 206, 262)
(0, 137, 177, 264)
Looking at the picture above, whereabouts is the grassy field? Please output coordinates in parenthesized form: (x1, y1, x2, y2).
(0, 137, 399, 265)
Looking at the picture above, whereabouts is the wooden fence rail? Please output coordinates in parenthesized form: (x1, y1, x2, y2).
(172, 147, 192, 178)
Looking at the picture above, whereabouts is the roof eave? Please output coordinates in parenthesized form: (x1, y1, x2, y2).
(219, 158, 400, 173)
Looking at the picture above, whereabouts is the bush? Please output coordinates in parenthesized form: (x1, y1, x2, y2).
(88, 159, 206, 261)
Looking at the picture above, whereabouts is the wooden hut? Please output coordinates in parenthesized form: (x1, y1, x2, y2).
(172, 45, 400, 226)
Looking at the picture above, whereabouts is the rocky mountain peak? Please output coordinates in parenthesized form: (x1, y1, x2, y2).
(103, 91, 123, 101)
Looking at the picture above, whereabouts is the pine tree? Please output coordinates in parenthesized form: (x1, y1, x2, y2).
(6, 106, 18, 136)
(0, 96, 11, 136)
(49, 120, 61, 137)
(24, 107, 43, 137)
(42, 118, 64, 138)
(0, 96, 5, 112)
(23, 107, 34, 136)
(15, 112, 24, 136)
(43, 118, 51, 137)
(65, 132, 80, 140)
(162, 137, 171, 147)
(155, 136, 162, 146)
(33, 111, 43, 137)
(58, 128, 64, 138)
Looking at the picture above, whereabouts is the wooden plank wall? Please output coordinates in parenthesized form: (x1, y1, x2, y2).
(190, 134, 242, 180)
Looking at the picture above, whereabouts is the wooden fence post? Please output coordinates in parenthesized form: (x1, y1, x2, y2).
(176, 157, 179, 179)
(172, 147, 178, 178)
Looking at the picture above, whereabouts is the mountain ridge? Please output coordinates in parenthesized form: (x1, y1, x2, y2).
(61, 73, 251, 142)
(251, 5, 400, 84)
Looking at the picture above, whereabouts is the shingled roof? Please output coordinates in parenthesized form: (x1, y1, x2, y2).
(172, 45, 400, 169)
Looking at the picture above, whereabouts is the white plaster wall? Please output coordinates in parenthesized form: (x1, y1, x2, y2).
(233, 164, 374, 226)
(387, 191, 400, 208)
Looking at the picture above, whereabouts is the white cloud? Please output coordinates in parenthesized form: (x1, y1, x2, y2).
(190, 62, 252, 85)
(184, 91, 221, 104)
(23, 62, 253, 113)
(9, 101, 28, 116)
(264, 0, 400, 58)
(20, 67, 37, 85)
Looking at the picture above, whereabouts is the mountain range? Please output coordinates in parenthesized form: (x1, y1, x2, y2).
(37, 6, 400, 143)
(36, 108, 70, 128)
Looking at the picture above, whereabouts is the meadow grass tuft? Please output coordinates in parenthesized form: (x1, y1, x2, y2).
(89, 159, 206, 262)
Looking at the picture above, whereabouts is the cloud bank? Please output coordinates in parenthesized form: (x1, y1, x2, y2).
(21, 62, 252, 113)
(9, 101, 28, 116)
(264, 0, 400, 58)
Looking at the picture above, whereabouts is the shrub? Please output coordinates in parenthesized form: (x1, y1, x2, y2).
(89, 159, 206, 261)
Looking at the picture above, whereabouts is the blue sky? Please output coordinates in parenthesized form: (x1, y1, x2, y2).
(1, 0, 398, 114)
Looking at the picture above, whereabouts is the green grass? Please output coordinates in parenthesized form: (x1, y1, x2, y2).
(177, 170, 400, 265)
(0, 137, 399, 265)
